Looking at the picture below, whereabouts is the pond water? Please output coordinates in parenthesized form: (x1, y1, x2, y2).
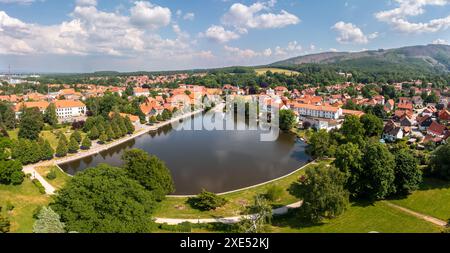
(60, 112, 310, 195)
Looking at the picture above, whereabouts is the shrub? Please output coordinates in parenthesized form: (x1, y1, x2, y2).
(264, 185, 284, 202)
(5, 202, 14, 211)
(188, 190, 228, 211)
(46, 170, 57, 180)
(0, 215, 10, 233)
(32, 179, 46, 194)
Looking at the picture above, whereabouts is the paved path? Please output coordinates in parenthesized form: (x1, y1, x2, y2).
(384, 201, 448, 227)
(21, 109, 205, 195)
(154, 201, 303, 225)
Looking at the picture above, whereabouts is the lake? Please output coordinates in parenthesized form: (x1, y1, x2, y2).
(59, 112, 310, 195)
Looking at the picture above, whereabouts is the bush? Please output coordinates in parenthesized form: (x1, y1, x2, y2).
(264, 185, 284, 202)
(0, 215, 10, 233)
(32, 179, 46, 194)
(188, 190, 228, 211)
(5, 202, 14, 211)
(46, 170, 57, 180)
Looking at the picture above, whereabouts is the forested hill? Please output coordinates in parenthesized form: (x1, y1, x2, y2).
(271, 44, 450, 73)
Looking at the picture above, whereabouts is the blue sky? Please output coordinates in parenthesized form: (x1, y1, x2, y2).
(0, 0, 449, 72)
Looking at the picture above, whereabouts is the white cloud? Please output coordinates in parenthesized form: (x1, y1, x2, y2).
(0, 3, 205, 60)
(224, 45, 260, 58)
(202, 25, 240, 43)
(332, 21, 378, 44)
(0, 0, 35, 4)
(130, 1, 171, 30)
(432, 38, 449, 44)
(75, 0, 97, 6)
(375, 0, 450, 33)
(183, 12, 195, 21)
(221, 1, 299, 31)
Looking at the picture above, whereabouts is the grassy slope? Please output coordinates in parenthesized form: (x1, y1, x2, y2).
(269, 201, 441, 233)
(389, 178, 450, 222)
(0, 178, 51, 233)
(154, 161, 326, 219)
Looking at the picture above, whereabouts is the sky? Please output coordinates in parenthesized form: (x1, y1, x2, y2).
(0, 0, 449, 73)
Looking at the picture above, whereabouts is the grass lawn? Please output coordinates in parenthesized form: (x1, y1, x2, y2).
(35, 166, 71, 190)
(269, 201, 441, 233)
(8, 126, 87, 150)
(389, 177, 450, 222)
(255, 68, 299, 76)
(154, 161, 330, 219)
(0, 178, 51, 233)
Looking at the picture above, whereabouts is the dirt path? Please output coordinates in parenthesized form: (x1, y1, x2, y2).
(384, 201, 448, 227)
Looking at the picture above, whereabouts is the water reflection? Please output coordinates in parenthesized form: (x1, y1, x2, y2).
(60, 113, 310, 194)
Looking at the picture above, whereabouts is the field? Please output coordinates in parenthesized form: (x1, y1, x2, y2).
(389, 178, 450, 222)
(0, 178, 51, 233)
(255, 68, 299, 76)
(153, 161, 327, 219)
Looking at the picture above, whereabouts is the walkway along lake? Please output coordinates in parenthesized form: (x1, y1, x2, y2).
(59, 112, 310, 195)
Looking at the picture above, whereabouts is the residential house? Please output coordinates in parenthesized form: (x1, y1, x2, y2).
(383, 120, 404, 142)
(294, 103, 343, 120)
(427, 121, 447, 138)
(417, 115, 433, 131)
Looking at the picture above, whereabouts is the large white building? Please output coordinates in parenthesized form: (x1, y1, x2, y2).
(293, 103, 343, 120)
(54, 100, 86, 120)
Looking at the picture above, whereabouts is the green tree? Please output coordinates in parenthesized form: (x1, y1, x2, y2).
(106, 126, 115, 141)
(361, 113, 383, 137)
(428, 142, 450, 180)
(394, 149, 422, 196)
(149, 116, 157, 124)
(359, 142, 396, 200)
(55, 138, 68, 157)
(2, 106, 16, 130)
(279, 109, 296, 132)
(307, 130, 335, 159)
(81, 136, 92, 150)
(88, 126, 99, 140)
(124, 116, 135, 134)
(238, 195, 272, 233)
(99, 133, 108, 144)
(0, 160, 24, 185)
(18, 107, 44, 140)
(156, 114, 164, 122)
(44, 103, 58, 127)
(51, 164, 157, 233)
(122, 149, 174, 201)
(333, 142, 363, 192)
(298, 164, 349, 222)
(41, 140, 54, 160)
(33, 207, 66, 233)
(341, 115, 365, 145)
(188, 189, 228, 211)
(70, 130, 82, 144)
(68, 138, 79, 154)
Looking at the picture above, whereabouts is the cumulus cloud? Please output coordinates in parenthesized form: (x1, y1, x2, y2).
(203, 0, 299, 44)
(130, 1, 171, 30)
(0, 3, 204, 59)
(332, 21, 378, 44)
(75, 0, 97, 6)
(375, 0, 450, 33)
(224, 40, 307, 60)
(221, 1, 299, 31)
(202, 25, 240, 43)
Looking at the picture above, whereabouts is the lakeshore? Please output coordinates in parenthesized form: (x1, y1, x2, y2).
(22, 108, 205, 194)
